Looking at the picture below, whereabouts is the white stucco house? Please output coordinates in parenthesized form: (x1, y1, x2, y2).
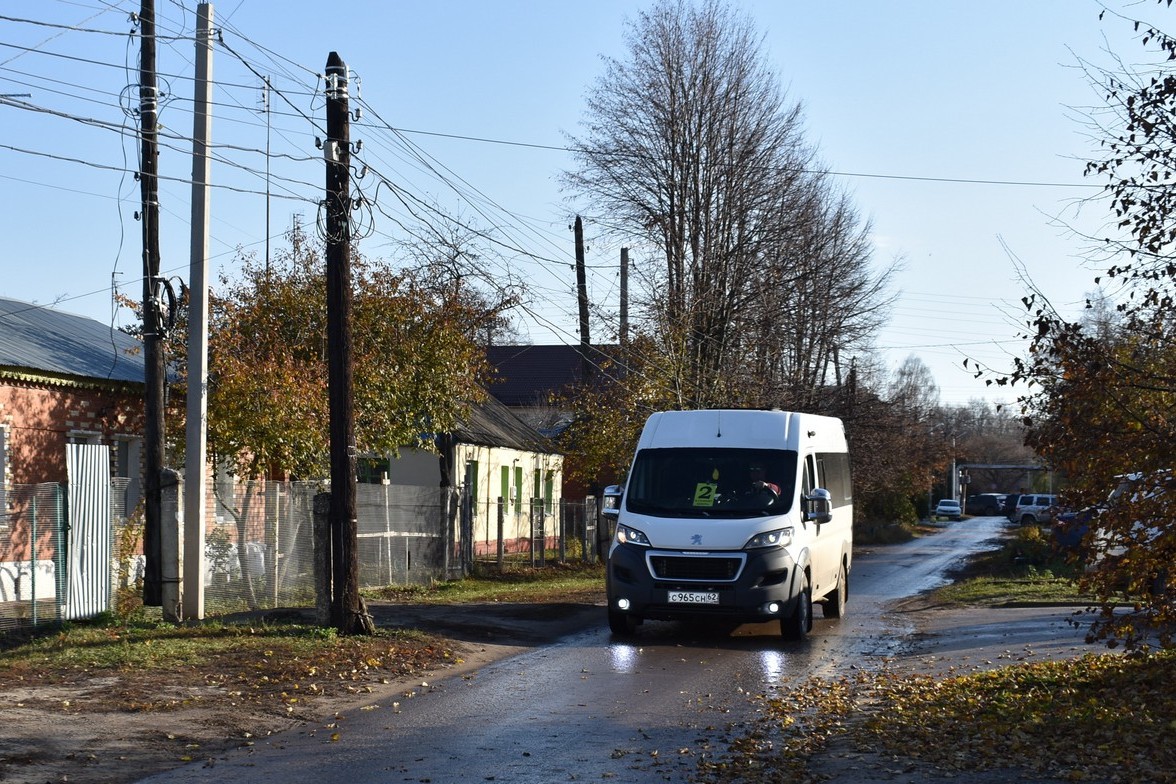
(360, 395, 563, 557)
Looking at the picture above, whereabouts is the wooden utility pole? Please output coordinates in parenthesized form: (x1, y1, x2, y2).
(619, 247, 629, 345)
(139, 0, 165, 607)
(574, 216, 591, 384)
(323, 52, 371, 635)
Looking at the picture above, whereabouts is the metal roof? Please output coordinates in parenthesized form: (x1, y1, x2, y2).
(0, 297, 146, 384)
(453, 395, 559, 454)
(485, 344, 622, 406)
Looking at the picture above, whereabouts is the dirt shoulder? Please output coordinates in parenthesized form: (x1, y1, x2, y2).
(0, 601, 606, 784)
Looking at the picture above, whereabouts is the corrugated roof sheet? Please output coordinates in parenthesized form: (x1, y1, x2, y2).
(0, 297, 145, 384)
(453, 395, 559, 454)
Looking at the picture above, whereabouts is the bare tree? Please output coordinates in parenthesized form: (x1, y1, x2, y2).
(748, 184, 897, 409)
(386, 214, 525, 347)
(889, 355, 941, 422)
(565, 0, 893, 407)
(566, 0, 804, 404)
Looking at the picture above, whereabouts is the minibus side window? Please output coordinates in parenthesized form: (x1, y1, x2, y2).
(816, 452, 853, 507)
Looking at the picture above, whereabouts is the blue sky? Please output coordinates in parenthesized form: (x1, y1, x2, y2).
(0, 1, 1153, 405)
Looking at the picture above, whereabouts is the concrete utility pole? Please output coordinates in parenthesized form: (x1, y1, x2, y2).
(183, 2, 214, 620)
(139, 0, 165, 608)
(262, 76, 272, 279)
(574, 216, 590, 384)
(323, 52, 371, 635)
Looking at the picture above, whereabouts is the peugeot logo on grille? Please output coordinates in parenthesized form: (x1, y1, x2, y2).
(691, 534, 703, 545)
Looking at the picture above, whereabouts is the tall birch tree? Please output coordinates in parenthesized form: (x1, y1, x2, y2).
(565, 0, 893, 408)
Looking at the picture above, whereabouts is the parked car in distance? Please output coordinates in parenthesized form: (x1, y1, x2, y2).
(934, 499, 962, 521)
(1011, 493, 1059, 525)
(1001, 493, 1021, 521)
(1053, 505, 1099, 550)
(1053, 470, 1172, 561)
(965, 493, 1005, 516)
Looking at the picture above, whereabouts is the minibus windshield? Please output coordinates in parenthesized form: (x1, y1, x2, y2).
(625, 448, 798, 518)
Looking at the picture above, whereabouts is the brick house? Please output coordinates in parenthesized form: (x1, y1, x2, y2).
(0, 297, 145, 604)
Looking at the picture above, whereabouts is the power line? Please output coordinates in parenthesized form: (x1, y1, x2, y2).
(383, 125, 1103, 190)
(1, 4, 1095, 407)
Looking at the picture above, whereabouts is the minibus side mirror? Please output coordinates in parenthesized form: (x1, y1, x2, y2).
(601, 485, 623, 519)
(805, 488, 833, 524)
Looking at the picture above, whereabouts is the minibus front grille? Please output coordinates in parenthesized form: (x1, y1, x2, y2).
(647, 553, 744, 581)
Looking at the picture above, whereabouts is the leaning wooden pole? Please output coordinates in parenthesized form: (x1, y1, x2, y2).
(139, 0, 165, 608)
(323, 51, 371, 634)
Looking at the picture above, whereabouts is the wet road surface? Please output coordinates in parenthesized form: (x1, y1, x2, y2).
(137, 517, 1018, 783)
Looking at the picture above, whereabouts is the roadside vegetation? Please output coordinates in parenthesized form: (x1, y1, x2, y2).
(366, 560, 605, 605)
(721, 523, 1176, 784)
(934, 523, 1090, 607)
(709, 646, 1176, 784)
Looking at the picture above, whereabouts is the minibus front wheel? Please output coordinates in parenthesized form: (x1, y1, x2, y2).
(781, 572, 812, 641)
(608, 609, 641, 636)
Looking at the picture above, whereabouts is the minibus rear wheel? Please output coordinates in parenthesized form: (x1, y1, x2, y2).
(822, 562, 848, 619)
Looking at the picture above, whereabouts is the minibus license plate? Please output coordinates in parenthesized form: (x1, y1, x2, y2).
(668, 590, 719, 605)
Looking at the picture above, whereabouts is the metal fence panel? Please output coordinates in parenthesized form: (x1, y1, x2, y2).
(202, 482, 457, 612)
(2, 479, 607, 632)
(205, 480, 321, 611)
(65, 443, 112, 620)
(0, 484, 65, 631)
(356, 484, 452, 587)
(466, 496, 604, 566)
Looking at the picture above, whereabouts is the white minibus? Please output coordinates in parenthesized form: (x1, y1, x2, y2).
(602, 409, 852, 640)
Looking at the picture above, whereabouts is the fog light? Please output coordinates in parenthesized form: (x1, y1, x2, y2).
(617, 598, 631, 611)
(766, 601, 781, 614)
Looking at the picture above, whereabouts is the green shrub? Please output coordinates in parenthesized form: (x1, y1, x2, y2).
(113, 505, 146, 623)
(859, 489, 919, 528)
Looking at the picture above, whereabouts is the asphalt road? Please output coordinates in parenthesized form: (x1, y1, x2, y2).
(136, 516, 1094, 784)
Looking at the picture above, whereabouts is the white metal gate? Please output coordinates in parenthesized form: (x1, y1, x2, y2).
(65, 443, 112, 620)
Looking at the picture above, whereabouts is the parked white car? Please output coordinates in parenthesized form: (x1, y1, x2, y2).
(1011, 493, 1059, 525)
(934, 499, 962, 521)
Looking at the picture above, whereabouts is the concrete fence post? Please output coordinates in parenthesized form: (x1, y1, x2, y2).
(313, 492, 332, 626)
(159, 469, 183, 623)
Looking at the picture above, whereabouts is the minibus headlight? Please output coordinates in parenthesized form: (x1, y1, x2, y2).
(616, 523, 651, 547)
(745, 527, 792, 549)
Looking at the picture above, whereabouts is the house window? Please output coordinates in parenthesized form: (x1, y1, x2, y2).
(464, 460, 479, 505)
(357, 456, 390, 484)
(113, 438, 142, 519)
